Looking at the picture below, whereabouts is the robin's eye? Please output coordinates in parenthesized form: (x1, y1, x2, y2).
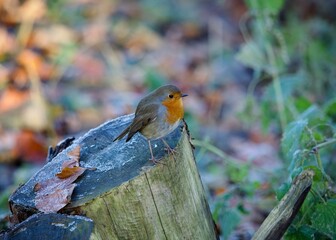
(168, 94, 174, 99)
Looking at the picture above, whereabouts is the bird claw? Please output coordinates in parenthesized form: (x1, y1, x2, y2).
(164, 146, 177, 159)
(161, 139, 177, 160)
(149, 157, 165, 165)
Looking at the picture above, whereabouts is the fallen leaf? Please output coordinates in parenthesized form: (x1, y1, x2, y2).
(34, 145, 86, 213)
(13, 129, 48, 163)
(73, 52, 105, 83)
(0, 27, 16, 55)
(0, 87, 30, 113)
(16, 49, 53, 81)
(10, 67, 29, 86)
(56, 145, 84, 179)
(68, 145, 80, 161)
(35, 182, 76, 213)
(19, 0, 46, 22)
(56, 166, 86, 179)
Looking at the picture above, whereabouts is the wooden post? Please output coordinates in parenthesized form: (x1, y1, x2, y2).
(6, 115, 217, 239)
(252, 170, 314, 240)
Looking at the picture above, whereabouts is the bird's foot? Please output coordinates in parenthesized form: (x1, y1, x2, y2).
(161, 139, 177, 160)
(149, 157, 165, 165)
(164, 146, 177, 159)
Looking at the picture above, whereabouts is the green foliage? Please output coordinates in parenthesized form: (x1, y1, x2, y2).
(194, 139, 261, 239)
(239, 1, 336, 239)
(281, 119, 307, 165)
(311, 201, 336, 239)
(279, 102, 336, 239)
(212, 193, 243, 240)
(245, 0, 285, 15)
(226, 163, 249, 183)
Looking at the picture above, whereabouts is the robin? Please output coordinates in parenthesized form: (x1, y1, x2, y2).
(113, 85, 187, 163)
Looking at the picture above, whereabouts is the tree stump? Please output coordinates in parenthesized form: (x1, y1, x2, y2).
(1, 213, 93, 240)
(6, 114, 217, 239)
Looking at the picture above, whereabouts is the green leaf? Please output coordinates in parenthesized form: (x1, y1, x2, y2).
(304, 166, 323, 182)
(219, 208, 241, 240)
(285, 225, 316, 240)
(226, 163, 249, 183)
(263, 74, 304, 102)
(294, 97, 313, 113)
(235, 41, 267, 70)
(297, 105, 321, 122)
(311, 201, 336, 238)
(245, 0, 285, 15)
(281, 120, 308, 162)
(324, 99, 336, 123)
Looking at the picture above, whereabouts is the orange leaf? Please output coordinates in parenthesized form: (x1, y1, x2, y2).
(0, 87, 29, 113)
(13, 129, 48, 163)
(56, 166, 86, 179)
(56, 145, 84, 179)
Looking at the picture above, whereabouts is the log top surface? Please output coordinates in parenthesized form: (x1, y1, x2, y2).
(10, 114, 182, 209)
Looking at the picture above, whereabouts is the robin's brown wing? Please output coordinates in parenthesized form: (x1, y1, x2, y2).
(113, 125, 131, 142)
(125, 103, 159, 142)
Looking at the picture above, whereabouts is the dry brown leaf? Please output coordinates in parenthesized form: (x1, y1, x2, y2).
(0, 87, 30, 113)
(0, 27, 16, 55)
(56, 166, 86, 179)
(19, 0, 46, 22)
(16, 49, 53, 81)
(68, 145, 80, 161)
(73, 53, 105, 82)
(29, 25, 76, 52)
(10, 67, 29, 86)
(34, 145, 86, 213)
(13, 129, 48, 163)
(17, 50, 43, 72)
(35, 182, 76, 213)
(0, 0, 46, 25)
(56, 145, 84, 179)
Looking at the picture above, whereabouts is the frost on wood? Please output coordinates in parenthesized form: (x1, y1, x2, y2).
(10, 114, 181, 213)
(0, 213, 93, 240)
(9, 114, 217, 239)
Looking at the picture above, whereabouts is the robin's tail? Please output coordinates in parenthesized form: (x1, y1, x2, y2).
(113, 126, 130, 142)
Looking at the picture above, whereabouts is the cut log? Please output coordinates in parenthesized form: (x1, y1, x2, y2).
(252, 170, 314, 240)
(8, 115, 217, 239)
(0, 213, 93, 240)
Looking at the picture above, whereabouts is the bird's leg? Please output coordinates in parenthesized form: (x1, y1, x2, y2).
(148, 140, 160, 164)
(161, 139, 177, 159)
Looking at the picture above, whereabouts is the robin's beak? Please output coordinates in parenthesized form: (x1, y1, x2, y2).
(181, 93, 188, 97)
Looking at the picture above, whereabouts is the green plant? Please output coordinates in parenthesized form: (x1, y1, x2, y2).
(237, 0, 336, 239)
(280, 104, 336, 239)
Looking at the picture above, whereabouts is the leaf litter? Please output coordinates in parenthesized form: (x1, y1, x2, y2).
(34, 145, 86, 213)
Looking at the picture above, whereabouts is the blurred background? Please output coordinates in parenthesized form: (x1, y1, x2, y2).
(1, 0, 336, 239)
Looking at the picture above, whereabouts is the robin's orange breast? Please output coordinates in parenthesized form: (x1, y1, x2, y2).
(161, 97, 184, 124)
(140, 98, 184, 140)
